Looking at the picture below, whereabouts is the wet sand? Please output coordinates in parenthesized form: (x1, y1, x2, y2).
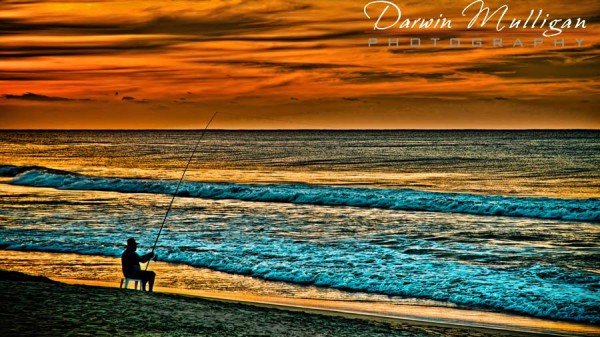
(1, 250, 599, 336)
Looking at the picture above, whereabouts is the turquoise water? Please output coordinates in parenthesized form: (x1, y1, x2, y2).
(0, 130, 598, 323)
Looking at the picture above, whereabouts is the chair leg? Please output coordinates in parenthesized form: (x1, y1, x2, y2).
(119, 278, 124, 288)
(134, 280, 139, 290)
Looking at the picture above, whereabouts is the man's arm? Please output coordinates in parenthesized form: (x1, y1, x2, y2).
(139, 252, 155, 263)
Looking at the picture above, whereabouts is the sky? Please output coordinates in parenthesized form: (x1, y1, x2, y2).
(0, 0, 598, 129)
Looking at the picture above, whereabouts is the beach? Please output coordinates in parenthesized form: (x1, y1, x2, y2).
(4, 268, 598, 337)
(0, 269, 512, 337)
(0, 270, 404, 337)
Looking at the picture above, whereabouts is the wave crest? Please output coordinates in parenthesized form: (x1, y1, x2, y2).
(6, 165, 600, 222)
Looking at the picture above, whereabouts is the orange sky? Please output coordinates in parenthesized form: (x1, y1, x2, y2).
(0, 0, 598, 129)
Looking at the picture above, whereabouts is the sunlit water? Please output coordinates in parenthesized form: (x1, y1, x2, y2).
(0, 130, 598, 323)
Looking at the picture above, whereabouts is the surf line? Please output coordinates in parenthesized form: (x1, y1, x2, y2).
(145, 111, 218, 271)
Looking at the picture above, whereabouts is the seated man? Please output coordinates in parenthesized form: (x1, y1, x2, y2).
(121, 238, 156, 292)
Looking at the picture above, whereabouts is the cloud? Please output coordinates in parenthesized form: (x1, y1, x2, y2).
(0, 39, 178, 59)
(2, 92, 90, 101)
(341, 71, 451, 83)
(0, 14, 283, 37)
(0, 73, 55, 81)
(195, 60, 356, 72)
(459, 51, 600, 79)
(119, 96, 150, 103)
(389, 48, 478, 55)
(222, 30, 363, 42)
(0, 17, 118, 35)
(0, 10, 361, 60)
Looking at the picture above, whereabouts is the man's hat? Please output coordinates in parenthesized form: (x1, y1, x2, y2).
(126, 237, 137, 247)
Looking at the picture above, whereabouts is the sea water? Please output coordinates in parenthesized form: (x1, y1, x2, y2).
(0, 130, 598, 323)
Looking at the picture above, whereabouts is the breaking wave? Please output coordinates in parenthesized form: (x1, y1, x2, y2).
(4, 165, 600, 222)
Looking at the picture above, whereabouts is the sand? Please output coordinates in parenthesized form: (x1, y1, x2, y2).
(0, 270, 509, 337)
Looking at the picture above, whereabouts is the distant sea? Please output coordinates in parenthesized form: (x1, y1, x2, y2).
(0, 130, 598, 323)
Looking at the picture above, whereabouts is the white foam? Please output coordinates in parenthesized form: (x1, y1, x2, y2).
(8, 166, 600, 222)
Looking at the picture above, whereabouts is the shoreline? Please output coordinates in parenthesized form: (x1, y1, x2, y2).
(1, 250, 598, 336)
(0, 270, 455, 337)
(57, 277, 598, 336)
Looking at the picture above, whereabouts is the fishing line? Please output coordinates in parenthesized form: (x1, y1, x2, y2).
(144, 110, 324, 270)
(145, 111, 218, 270)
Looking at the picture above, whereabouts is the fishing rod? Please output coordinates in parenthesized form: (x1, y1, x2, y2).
(145, 111, 218, 270)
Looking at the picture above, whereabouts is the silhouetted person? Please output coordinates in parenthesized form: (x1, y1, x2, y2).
(121, 238, 156, 292)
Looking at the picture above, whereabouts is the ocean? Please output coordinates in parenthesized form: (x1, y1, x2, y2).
(0, 130, 598, 323)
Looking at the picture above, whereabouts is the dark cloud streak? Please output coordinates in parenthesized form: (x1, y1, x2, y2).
(460, 53, 600, 79)
(341, 71, 452, 83)
(2, 92, 92, 101)
(0, 41, 178, 59)
(193, 60, 358, 72)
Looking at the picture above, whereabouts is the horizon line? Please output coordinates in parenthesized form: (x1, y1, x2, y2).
(0, 128, 598, 131)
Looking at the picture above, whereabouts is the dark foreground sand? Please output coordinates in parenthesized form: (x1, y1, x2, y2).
(0, 270, 505, 337)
